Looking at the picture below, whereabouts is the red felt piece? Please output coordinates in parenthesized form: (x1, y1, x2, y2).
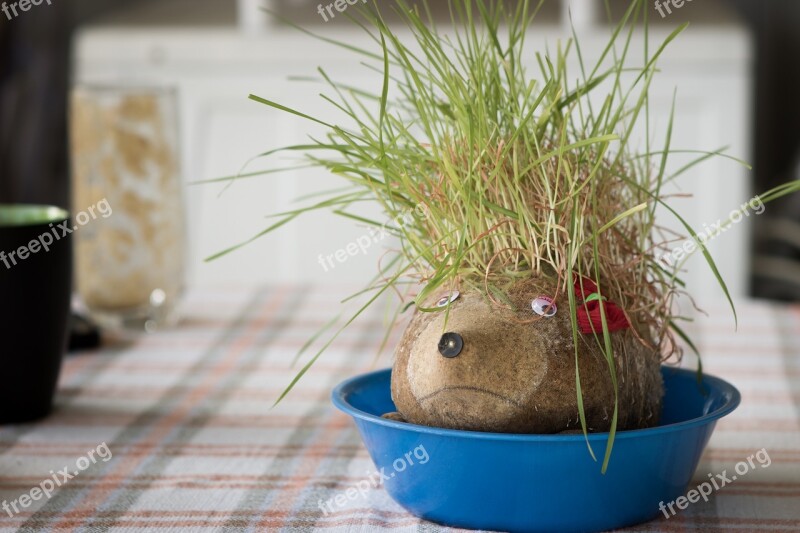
(573, 276, 630, 334)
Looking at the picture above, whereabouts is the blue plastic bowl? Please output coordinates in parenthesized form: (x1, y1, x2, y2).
(332, 366, 740, 532)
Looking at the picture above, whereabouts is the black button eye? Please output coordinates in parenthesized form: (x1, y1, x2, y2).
(438, 332, 463, 358)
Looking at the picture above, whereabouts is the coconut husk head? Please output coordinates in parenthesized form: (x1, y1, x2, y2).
(390, 277, 663, 434)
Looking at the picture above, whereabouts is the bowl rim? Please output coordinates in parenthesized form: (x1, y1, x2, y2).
(331, 366, 741, 442)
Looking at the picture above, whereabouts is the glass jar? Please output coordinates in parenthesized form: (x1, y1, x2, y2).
(70, 85, 186, 332)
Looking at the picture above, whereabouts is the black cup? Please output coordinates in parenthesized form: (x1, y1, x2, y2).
(0, 205, 72, 423)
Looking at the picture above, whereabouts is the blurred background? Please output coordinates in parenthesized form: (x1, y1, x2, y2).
(1, 0, 799, 304)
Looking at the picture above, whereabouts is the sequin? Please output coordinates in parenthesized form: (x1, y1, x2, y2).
(531, 296, 557, 317)
(436, 290, 460, 307)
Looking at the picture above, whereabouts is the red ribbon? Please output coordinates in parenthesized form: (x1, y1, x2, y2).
(573, 276, 630, 334)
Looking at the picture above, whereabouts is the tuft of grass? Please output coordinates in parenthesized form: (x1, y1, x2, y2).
(210, 0, 799, 471)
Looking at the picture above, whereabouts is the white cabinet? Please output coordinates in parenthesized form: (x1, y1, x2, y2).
(72, 3, 752, 307)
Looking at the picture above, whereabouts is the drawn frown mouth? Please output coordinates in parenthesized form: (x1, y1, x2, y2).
(418, 385, 523, 409)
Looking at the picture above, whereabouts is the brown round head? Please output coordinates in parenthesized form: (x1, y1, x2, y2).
(390, 278, 663, 433)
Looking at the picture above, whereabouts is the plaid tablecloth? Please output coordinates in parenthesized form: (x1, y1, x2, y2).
(0, 286, 798, 532)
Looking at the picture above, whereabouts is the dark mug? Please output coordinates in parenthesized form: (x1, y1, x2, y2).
(0, 205, 72, 423)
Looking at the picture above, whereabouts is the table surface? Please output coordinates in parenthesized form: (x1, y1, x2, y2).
(1, 287, 798, 532)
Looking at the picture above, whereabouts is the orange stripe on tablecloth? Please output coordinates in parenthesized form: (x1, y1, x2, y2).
(0, 448, 369, 459)
(143, 305, 758, 330)
(696, 343, 800, 356)
(119, 316, 796, 338)
(50, 384, 800, 406)
(702, 449, 800, 460)
(3, 508, 800, 523)
(667, 516, 800, 526)
(94, 324, 800, 353)
(0, 518, 431, 530)
(714, 419, 800, 432)
(255, 322, 383, 530)
(0, 474, 315, 482)
(715, 480, 800, 488)
(695, 322, 800, 335)
(7, 448, 800, 462)
(0, 437, 352, 448)
(1, 510, 798, 530)
(637, 515, 800, 533)
(0, 519, 791, 532)
(72, 359, 800, 377)
(0, 519, 434, 529)
(6, 441, 800, 456)
(1, 509, 413, 520)
(2, 478, 799, 497)
(71, 336, 800, 359)
(53, 386, 347, 401)
(12, 412, 798, 431)
(80, 358, 389, 374)
(667, 366, 800, 378)
(1, 415, 354, 429)
(8, 419, 799, 434)
(743, 390, 800, 403)
(0, 518, 788, 532)
(52, 288, 290, 532)
(60, 352, 104, 382)
(52, 382, 383, 400)
(1, 440, 359, 450)
(11, 447, 800, 461)
(0, 474, 781, 487)
(63, 301, 787, 346)
(721, 489, 800, 497)
(4, 473, 795, 486)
